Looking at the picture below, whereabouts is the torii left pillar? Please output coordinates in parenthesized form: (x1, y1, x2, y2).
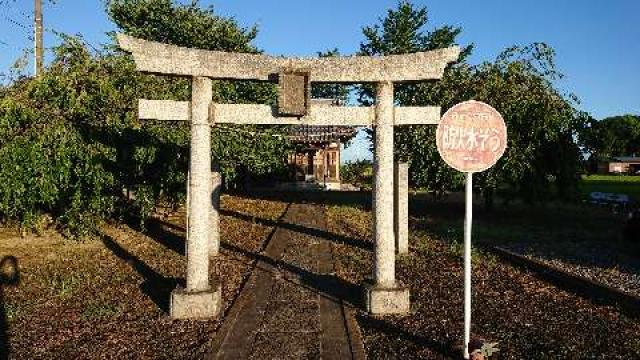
(170, 77, 222, 319)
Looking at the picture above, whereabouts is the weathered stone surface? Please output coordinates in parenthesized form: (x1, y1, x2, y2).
(278, 71, 310, 116)
(395, 106, 441, 125)
(139, 100, 442, 126)
(210, 168, 221, 257)
(363, 281, 410, 315)
(213, 103, 374, 125)
(373, 82, 396, 288)
(210, 203, 362, 359)
(139, 99, 190, 121)
(186, 77, 212, 293)
(118, 34, 460, 83)
(119, 30, 460, 319)
(394, 162, 409, 255)
(170, 283, 222, 319)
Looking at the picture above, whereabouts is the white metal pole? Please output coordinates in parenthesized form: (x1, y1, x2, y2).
(463, 172, 473, 359)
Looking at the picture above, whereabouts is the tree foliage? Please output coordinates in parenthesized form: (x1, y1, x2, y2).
(107, 0, 291, 189)
(359, 1, 587, 205)
(582, 115, 640, 162)
(0, 0, 291, 237)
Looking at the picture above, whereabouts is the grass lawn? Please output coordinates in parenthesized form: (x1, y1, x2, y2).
(579, 175, 640, 202)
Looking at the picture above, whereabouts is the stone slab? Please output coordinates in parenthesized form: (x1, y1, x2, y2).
(118, 34, 460, 83)
(170, 283, 222, 319)
(278, 71, 310, 116)
(395, 106, 441, 125)
(214, 103, 375, 125)
(139, 99, 190, 121)
(363, 281, 410, 315)
(270, 279, 317, 302)
(138, 101, 442, 127)
(319, 294, 352, 359)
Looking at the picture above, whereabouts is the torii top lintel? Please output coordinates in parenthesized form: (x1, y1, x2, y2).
(117, 34, 460, 84)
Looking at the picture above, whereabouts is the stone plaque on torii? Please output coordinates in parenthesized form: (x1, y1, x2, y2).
(118, 34, 459, 319)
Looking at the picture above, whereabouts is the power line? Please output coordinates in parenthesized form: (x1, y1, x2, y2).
(3, 15, 31, 32)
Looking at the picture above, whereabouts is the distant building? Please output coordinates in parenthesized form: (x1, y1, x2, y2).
(598, 156, 640, 174)
(286, 125, 357, 190)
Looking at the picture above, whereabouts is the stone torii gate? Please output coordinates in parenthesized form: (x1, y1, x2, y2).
(118, 34, 459, 319)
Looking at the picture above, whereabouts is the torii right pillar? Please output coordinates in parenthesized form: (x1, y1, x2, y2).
(365, 81, 410, 314)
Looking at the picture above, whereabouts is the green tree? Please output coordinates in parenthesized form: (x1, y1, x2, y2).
(360, 1, 586, 206)
(582, 114, 640, 162)
(357, 1, 471, 196)
(107, 0, 276, 104)
(0, 0, 292, 237)
(106, 0, 291, 191)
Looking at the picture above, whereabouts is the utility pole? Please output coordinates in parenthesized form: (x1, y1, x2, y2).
(34, 0, 43, 76)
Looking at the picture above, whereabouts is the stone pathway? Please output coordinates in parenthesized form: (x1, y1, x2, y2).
(209, 203, 364, 359)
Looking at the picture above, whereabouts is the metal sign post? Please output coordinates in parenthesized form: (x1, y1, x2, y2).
(436, 100, 507, 359)
(463, 171, 473, 359)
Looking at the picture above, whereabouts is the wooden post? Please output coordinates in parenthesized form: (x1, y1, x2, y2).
(34, 0, 43, 76)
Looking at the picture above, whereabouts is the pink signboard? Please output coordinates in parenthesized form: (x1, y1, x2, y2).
(436, 100, 507, 173)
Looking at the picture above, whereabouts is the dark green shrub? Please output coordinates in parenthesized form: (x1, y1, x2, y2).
(0, 98, 114, 236)
(341, 160, 374, 190)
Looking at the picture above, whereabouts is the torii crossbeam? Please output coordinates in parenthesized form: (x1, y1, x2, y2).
(118, 34, 459, 319)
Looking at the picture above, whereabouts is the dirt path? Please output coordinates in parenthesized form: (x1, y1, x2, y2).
(209, 203, 364, 360)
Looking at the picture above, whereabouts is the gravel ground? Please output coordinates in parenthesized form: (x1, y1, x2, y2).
(500, 241, 640, 297)
(327, 204, 640, 359)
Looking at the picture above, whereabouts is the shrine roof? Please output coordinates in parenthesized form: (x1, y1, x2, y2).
(286, 125, 357, 144)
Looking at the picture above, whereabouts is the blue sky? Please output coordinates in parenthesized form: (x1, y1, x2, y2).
(1, 1, 638, 161)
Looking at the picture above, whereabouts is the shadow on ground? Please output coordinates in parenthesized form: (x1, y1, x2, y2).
(98, 233, 184, 314)
(357, 314, 461, 359)
(219, 209, 372, 251)
(234, 190, 373, 210)
(132, 191, 465, 317)
(0, 256, 19, 360)
(142, 202, 364, 308)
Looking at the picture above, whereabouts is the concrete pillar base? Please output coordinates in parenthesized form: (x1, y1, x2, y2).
(363, 281, 410, 315)
(170, 282, 222, 320)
